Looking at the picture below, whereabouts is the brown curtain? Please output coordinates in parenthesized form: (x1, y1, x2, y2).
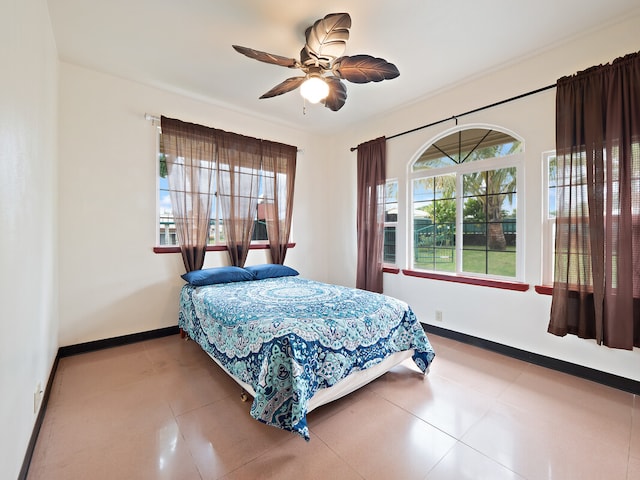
(217, 131, 262, 267)
(356, 137, 386, 293)
(261, 142, 297, 264)
(160, 116, 217, 272)
(548, 51, 640, 349)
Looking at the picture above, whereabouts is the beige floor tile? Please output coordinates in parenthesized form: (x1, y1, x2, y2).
(38, 375, 176, 463)
(498, 364, 634, 450)
(306, 381, 376, 426)
(100, 420, 202, 480)
(51, 343, 157, 404)
(176, 396, 293, 479)
(156, 364, 239, 416)
(222, 434, 363, 480)
(462, 401, 630, 480)
(426, 339, 526, 398)
(143, 334, 216, 374)
(27, 442, 123, 480)
(425, 442, 524, 480)
(312, 390, 457, 480)
(29, 418, 201, 480)
(370, 361, 494, 439)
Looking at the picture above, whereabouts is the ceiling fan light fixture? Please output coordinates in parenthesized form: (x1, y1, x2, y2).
(300, 75, 329, 104)
(233, 13, 399, 112)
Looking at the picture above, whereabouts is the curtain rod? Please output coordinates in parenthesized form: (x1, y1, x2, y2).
(144, 113, 305, 153)
(349, 83, 557, 152)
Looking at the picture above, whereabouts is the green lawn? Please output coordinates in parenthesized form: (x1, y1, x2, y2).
(415, 246, 516, 277)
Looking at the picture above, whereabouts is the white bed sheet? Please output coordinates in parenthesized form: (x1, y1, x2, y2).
(205, 348, 414, 412)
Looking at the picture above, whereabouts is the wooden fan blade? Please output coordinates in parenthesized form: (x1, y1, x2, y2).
(333, 55, 400, 83)
(323, 76, 348, 111)
(302, 13, 351, 67)
(232, 45, 299, 68)
(259, 77, 306, 99)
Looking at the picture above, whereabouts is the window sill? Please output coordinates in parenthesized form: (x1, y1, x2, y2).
(401, 269, 530, 291)
(153, 242, 296, 254)
(383, 266, 400, 274)
(535, 285, 553, 295)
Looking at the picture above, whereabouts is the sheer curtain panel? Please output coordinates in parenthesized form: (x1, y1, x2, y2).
(160, 116, 217, 272)
(217, 131, 262, 267)
(356, 137, 386, 293)
(548, 52, 640, 349)
(261, 142, 297, 264)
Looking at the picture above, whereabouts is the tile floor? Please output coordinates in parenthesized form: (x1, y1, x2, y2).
(28, 333, 639, 480)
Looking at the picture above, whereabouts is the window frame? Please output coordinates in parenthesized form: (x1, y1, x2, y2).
(407, 124, 526, 283)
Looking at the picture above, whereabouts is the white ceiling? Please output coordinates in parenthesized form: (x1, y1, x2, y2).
(47, 0, 639, 134)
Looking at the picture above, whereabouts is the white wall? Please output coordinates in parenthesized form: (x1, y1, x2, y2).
(0, 0, 59, 478)
(57, 63, 329, 346)
(324, 13, 640, 381)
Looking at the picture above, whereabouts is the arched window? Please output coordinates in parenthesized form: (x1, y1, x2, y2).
(409, 126, 523, 279)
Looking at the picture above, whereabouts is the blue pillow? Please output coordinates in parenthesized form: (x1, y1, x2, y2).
(245, 264, 299, 280)
(181, 266, 255, 286)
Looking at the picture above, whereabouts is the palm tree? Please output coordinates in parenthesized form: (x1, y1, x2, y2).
(460, 142, 517, 250)
(463, 167, 516, 250)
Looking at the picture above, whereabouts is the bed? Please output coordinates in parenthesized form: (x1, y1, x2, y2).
(178, 265, 435, 440)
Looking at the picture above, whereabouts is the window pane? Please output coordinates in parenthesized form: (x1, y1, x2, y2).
(462, 221, 486, 250)
(414, 177, 434, 200)
(548, 154, 557, 218)
(413, 176, 456, 272)
(385, 181, 398, 222)
(554, 218, 592, 285)
(487, 167, 516, 195)
(254, 169, 268, 243)
(488, 250, 517, 277)
(413, 154, 457, 171)
(383, 180, 398, 264)
(208, 197, 222, 245)
(158, 151, 176, 246)
(158, 163, 177, 245)
(251, 221, 267, 240)
(383, 226, 396, 264)
(461, 168, 517, 277)
(412, 129, 522, 172)
(463, 172, 486, 197)
(462, 249, 486, 274)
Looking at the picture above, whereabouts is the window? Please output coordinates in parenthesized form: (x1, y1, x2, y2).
(157, 130, 273, 247)
(542, 151, 557, 285)
(409, 127, 523, 280)
(544, 142, 640, 289)
(383, 179, 398, 264)
(544, 148, 600, 288)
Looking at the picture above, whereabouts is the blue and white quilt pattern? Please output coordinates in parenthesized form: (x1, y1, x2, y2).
(178, 276, 435, 439)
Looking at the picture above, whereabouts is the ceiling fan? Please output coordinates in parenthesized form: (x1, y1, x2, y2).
(232, 12, 400, 111)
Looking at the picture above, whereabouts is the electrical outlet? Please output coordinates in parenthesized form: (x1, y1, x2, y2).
(33, 383, 43, 414)
(435, 310, 443, 322)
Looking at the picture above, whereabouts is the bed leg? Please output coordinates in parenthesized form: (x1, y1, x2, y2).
(240, 390, 249, 402)
(180, 328, 186, 340)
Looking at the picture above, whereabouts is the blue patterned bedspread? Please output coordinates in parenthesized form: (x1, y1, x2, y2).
(178, 276, 435, 439)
